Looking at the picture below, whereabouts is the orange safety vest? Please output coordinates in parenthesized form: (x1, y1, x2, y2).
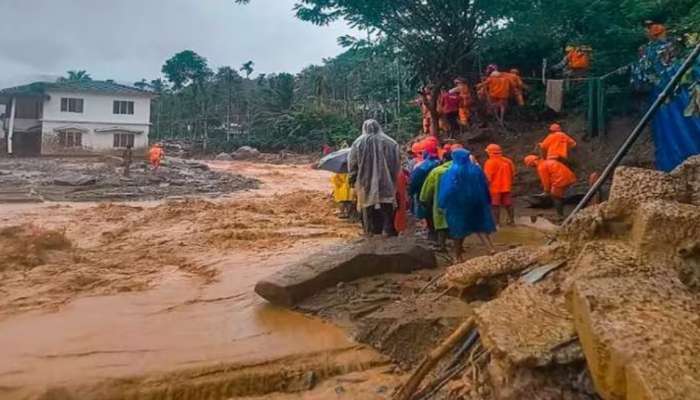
(484, 156, 516, 194)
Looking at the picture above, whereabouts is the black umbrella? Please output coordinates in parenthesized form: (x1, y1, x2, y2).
(317, 148, 351, 173)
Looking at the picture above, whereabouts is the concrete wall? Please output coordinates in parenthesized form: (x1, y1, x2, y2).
(40, 90, 151, 154)
(43, 91, 151, 126)
(42, 121, 149, 155)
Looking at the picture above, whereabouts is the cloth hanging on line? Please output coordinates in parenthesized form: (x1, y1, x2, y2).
(546, 79, 564, 112)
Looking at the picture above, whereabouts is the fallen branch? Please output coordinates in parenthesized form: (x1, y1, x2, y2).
(393, 317, 475, 400)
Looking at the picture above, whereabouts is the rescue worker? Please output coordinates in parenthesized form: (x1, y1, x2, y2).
(149, 143, 164, 170)
(539, 123, 577, 161)
(420, 158, 453, 251)
(416, 86, 434, 136)
(348, 119, 401, 237)
(122, 143, 133, 177)
(554, 45, 592, 78)
(331, 173, 354, 219)
(483, 144, 516, 226)
(505, 69, 527, 107)
(438, 149, 497, 260)
(439, 87, 461, 137)
(524, 155, 577, 218)
(484, 67, 514, 125)
(645, 21, 668, 42)
(450, 77, 473, 130)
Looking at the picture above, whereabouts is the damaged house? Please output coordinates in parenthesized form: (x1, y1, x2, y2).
(0, 80, 154, 156)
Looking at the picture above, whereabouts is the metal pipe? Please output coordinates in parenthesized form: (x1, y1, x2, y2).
(560, 43, 700, 228)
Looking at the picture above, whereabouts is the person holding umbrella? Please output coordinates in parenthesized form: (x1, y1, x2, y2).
(348, 119, 401, 237)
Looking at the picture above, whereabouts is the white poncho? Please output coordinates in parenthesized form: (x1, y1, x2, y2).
(348, 120, 401, 209)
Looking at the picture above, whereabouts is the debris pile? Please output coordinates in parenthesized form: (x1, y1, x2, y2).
(0, 156, 258, 202)
(398, 156, 700, 400)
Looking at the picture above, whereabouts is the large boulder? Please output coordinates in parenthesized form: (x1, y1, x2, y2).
(232, 146, 260, 160)
(215, 152, 233, 161)
(255, 238, 436, 307)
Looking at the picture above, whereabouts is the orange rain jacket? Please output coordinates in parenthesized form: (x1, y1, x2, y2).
(485, 73, 513, 101)
(537, 159, 576, 198)
(540, 131, 577, 160)
(149, 146, 164, 163)
(484, 152, 516, 195)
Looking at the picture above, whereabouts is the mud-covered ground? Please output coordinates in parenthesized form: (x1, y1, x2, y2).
(0, 157, 553, 400)
(0, 156, 259, 202)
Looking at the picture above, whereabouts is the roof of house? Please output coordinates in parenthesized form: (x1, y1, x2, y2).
(0, 80, 154, 98)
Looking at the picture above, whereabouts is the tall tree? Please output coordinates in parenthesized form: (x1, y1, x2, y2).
(58, 70, 92, 82)
(162, 50, 212, 90)
(240, 61, 255, 79)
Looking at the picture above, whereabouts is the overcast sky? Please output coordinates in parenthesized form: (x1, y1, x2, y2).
(0, 0, 355, 88)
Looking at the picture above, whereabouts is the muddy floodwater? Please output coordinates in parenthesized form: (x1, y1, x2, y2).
(0, 160, 550, 399)
(0, 247, 355, 396)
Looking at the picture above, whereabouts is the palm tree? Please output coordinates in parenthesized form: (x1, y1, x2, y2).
(240, 61, 255, 79)
(58, 70, 92, 82)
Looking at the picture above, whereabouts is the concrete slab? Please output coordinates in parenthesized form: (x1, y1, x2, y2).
(255, 238, 436, 306)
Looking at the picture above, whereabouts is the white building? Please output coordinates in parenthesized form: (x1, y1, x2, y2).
(0, 80, 154, 156)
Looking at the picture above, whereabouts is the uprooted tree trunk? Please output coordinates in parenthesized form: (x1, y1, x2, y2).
(393, 317, 476, 400)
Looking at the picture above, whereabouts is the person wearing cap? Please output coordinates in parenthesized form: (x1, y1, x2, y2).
(539, 123, 577, 161)
(645, 21, 668, 42)
(484, 144, 516, 225)
(553, 45, 592, 78)
(524, 155, 577, 218)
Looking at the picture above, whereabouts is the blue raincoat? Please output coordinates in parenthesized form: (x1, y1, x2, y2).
(409, 154, 440, 218)
(438, 149, 496, 239)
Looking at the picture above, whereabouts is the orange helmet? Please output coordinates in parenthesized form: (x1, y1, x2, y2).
(524, 155, 540, 167)
(549, 123, 562, 132)
(411, 142, 424, 154)
(486, 143, 502, 156)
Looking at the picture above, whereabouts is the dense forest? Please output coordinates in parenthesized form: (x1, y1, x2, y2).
(127, 0, 699, 153)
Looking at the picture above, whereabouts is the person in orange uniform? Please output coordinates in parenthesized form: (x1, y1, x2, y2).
(524, 155, 577, 218)
(416, 86, 434, 136)
(484, 68, 514, 125)
(148, 143, 165, 170)
(539, 123, 577, 161)
(484, 144, 516, 225)
(450, 77, 473, 130)
(505, 69, 527, 106)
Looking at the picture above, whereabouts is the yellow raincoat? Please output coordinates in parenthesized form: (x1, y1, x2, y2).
(331, 173, 354, 202)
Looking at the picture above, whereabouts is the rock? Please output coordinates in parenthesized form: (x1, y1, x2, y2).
(255, 238, 436, 306)
(185, 160, 210, 170)
(215, 152, 233, 161)
(232, 146, 261, 160)
(53, 173, 97, 186)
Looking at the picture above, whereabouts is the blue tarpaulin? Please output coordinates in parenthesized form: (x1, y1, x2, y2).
(651, 86, 700, 171)
(633, 39, 700, 171)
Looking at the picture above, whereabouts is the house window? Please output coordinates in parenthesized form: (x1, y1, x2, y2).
(113, 100, 134, 115)
(113, 133, 135, 148)
(58, 130, 82, 148)
(60, 98, 84, 113)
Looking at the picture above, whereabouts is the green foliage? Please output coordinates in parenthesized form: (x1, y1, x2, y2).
(162, 50, 212, 90)
(57, 70, 92, 82)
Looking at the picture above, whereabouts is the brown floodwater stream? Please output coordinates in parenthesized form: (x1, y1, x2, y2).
(0, 244, 354, 398)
